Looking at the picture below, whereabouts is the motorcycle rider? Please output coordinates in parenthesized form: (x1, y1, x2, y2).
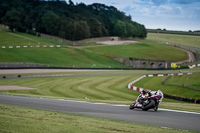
(130, 89, 163, 111)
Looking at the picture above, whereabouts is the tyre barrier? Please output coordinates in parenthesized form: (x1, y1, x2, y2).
(164, 93, 200, 104)
(128, 72, 199, 104)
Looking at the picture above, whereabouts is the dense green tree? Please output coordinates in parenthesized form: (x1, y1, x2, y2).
(113, 20, 127, 37)
(125, 22, 135, 37)
(73, 20, 91, 40)
(141, 25, 147, 38)
(59, 18, 72, 39)
(42, 10, 60, 35)
(87, 18, 103, 37)
(2, 10, 21, 31)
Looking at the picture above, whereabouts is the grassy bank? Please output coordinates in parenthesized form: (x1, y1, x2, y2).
(86, 40, 187, 62)
(0, 29, 66, 46)
(0, 29, 188, 67)
(0, 104, 193, 133)
(0, 47, 126, 68)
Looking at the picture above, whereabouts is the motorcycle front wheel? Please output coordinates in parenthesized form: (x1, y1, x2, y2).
(129, 102, 135, 109)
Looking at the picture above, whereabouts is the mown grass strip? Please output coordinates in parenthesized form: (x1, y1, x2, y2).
(0, 71, 142, 107)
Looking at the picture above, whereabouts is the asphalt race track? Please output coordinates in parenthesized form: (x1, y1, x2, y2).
(0, 94, 200, 132)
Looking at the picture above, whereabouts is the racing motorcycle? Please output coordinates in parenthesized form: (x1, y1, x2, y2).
(129, 90, 163, 111)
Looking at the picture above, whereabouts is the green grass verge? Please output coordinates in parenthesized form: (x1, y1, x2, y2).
(134, 73, 200, 99)
(165, 73, 200, 91)
(147, 33, 200, 48)
(0, 104, 194, 133)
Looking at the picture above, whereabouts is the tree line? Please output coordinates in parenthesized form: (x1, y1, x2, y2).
(0, 0, 147, 40)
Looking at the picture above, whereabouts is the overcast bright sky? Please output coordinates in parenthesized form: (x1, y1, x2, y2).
(70, 0, 200, 31)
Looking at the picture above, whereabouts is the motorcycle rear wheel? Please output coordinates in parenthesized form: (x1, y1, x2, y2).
(142, 100, 155, 111)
